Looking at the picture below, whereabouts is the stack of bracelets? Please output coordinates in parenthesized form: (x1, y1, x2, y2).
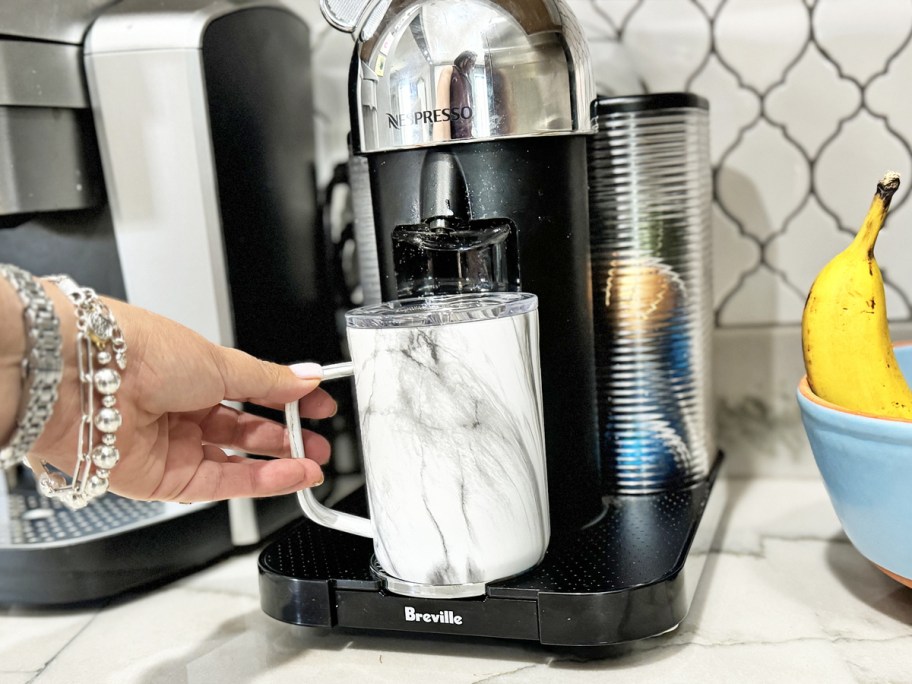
(0, 264, 126, 510)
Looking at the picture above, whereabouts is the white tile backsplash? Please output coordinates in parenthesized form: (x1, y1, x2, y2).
(765, 196, 850, 296)
(689, 53, 761, 165)
(814, 111, 912, 235)
(288, 0, 912, 475)
(714, 0, 809, 93)
(711, 203, 761, 311)
(718, 118, 810, 243)
(765, 42, 861, 158)
(620, 0, 711, 92)
(868, 46, 912, 142)
(813, 0, 912, 83)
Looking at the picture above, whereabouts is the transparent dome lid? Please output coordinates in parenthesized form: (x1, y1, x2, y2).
(345, 292, 537, 329)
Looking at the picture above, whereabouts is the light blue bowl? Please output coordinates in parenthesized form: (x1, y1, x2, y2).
(797, 343, 912, 586)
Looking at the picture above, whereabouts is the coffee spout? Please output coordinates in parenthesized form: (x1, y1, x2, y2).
(419, 150, 470, 228)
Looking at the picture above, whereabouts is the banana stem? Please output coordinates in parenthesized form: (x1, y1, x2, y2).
(854, 172, 901, 254)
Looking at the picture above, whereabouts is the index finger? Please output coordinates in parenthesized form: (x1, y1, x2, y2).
(211, 346, 324, 406)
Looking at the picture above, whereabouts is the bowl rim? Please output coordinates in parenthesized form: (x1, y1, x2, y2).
(798, 341, 912, 424)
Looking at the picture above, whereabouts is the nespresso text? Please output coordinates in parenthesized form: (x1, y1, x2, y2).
(403, 606, 463, 625)
(387, 107, 473, 129)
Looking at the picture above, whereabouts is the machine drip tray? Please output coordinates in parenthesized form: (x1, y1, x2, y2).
(0, 470, 302, 605)
(258, 455, 726, 647)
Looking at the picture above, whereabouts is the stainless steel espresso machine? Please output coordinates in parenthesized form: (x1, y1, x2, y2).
(0, 0, 343, 604)
(258, 0, 726, 648)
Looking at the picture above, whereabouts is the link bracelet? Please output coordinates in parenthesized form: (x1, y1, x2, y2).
(0, 264, 63, 469)
(40, 276, 127, 510)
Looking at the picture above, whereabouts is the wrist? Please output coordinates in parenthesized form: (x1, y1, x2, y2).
(0, 276, 26, 445)
(0, 266, 65, 468)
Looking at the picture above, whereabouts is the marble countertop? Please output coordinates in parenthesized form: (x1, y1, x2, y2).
(2, 476, 910, 684)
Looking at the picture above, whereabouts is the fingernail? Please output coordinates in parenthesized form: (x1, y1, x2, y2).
(313, 471, 325, 487)
(289, 362, 323, 380)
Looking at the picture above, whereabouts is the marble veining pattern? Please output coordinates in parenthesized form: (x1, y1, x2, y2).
(346, 311, 549, 586)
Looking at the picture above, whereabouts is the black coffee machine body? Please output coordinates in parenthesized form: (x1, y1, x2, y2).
(353, 0, 602, 531)
(259, 0, 726, 649)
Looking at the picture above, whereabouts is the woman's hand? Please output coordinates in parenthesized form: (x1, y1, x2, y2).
(28, 282, 333, 502)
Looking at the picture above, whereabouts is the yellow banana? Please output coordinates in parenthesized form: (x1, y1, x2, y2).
(801, 171, 912, 419)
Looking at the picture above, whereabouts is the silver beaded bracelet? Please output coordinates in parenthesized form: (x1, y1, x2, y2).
(0, 264, 64, 470)
(39, 276, 127, 510)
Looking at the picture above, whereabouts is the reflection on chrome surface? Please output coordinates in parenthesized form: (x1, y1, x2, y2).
(335, 0, 595, 152)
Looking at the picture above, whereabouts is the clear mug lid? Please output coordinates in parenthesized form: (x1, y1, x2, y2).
(345, 292, 537, 329)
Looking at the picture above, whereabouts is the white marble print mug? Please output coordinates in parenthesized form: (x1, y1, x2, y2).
(285, 293, 550, 598)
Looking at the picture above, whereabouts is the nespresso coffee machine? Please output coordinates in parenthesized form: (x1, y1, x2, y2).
(259, 0, 726, 648)
(0, 0, 342, 604)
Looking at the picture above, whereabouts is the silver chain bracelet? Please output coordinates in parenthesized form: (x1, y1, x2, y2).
(39, 276, 128, 510)
(0, 264, 63, 470)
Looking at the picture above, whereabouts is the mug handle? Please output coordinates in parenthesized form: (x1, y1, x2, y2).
(285, 361, 373, 538)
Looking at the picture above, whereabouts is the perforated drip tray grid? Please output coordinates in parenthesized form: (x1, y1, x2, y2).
(259, 454, 726, 648)
(0, 478, 236, 605)
(1, 490, 181, 545)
